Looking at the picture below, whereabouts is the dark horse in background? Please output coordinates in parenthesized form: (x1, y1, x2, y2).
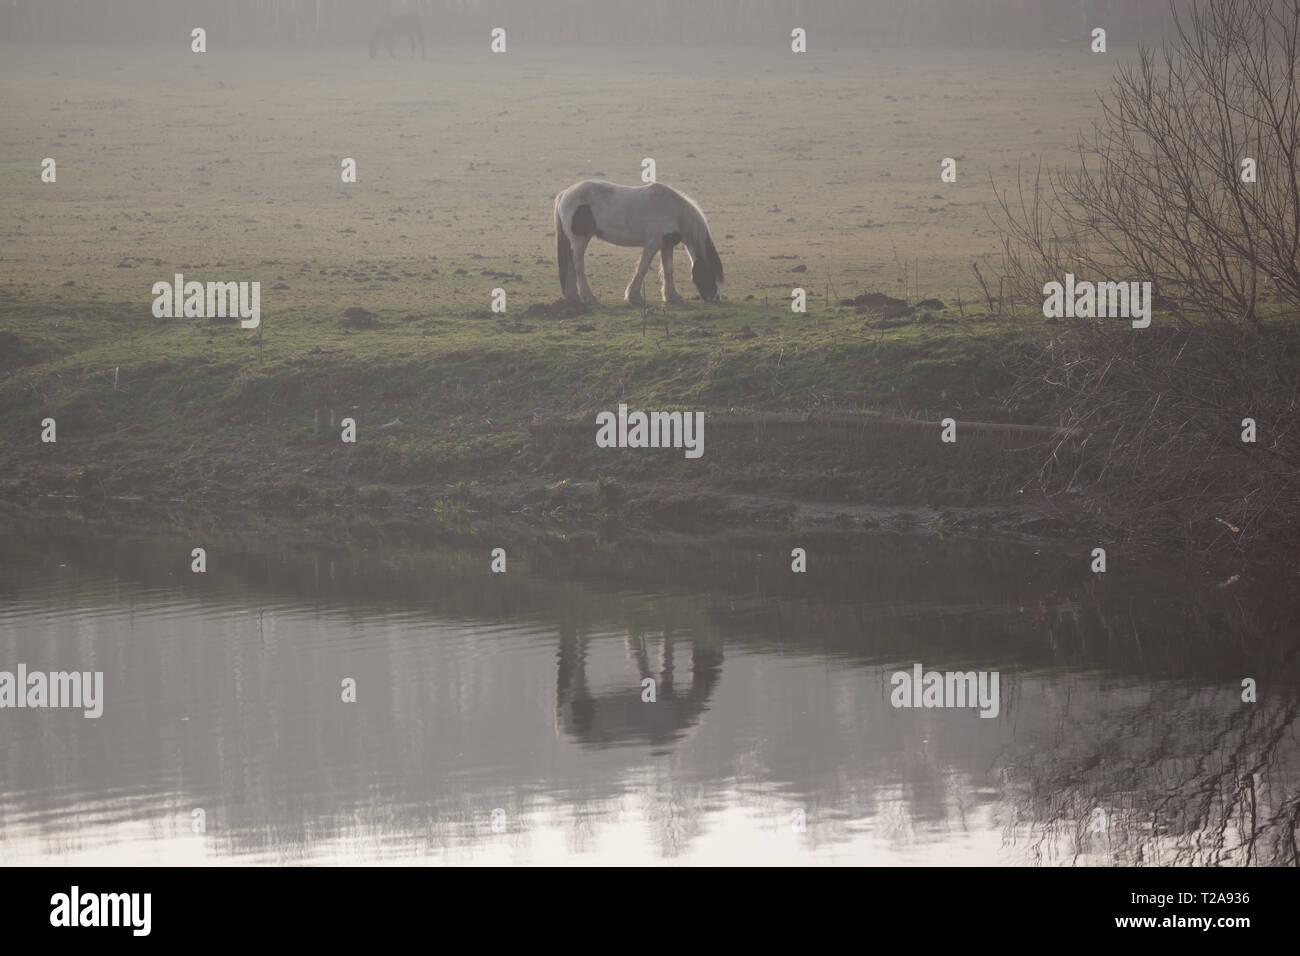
(370, 11, 426, 58)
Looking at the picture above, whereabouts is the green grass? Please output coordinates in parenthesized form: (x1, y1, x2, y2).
(0, 292, 1033, 475)
(0, 44, 1107, 507)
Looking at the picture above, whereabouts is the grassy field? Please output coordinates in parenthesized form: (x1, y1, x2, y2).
(0, 43, 1117, 532)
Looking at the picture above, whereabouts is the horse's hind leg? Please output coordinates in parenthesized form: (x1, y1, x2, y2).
(660, 238, 685, 304)
(572, 235, 598, 306)
(625, 243, 657, 306)
(560, 243, 580, 303)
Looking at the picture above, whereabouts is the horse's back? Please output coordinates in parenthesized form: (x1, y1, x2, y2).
(558, 179, 619, 203)
(558, 180, 677, 214)
(557, 181, 691, 248)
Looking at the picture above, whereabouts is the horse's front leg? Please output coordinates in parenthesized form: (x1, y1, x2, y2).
(625, 243, 658, 306)
(661, 243, 685, 305)
(572, 235, 598, 306)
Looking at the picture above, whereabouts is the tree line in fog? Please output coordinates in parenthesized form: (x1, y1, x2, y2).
(1, 0, 1174, 47)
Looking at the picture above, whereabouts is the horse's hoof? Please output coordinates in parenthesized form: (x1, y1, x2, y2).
(626, 293, 646, 307)
(665, 294, 684, 306)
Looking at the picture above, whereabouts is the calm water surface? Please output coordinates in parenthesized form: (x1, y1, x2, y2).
(1, 519, 1296, 865)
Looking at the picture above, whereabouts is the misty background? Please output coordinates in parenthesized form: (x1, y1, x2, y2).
(2, 0, 1173, 48)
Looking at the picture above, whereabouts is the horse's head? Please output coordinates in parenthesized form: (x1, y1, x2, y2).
(691, 237, 724, 302)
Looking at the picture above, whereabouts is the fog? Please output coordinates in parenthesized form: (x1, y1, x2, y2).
(1, 0, 1173, 48)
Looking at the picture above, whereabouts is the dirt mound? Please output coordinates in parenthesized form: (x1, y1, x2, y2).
(840, 292, 914, 317)
(339, 307, 379, 329)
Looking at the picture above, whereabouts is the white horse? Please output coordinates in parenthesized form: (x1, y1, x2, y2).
(554, 181, 724, 306)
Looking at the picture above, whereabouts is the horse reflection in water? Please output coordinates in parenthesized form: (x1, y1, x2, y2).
(555, 628, 723, 748)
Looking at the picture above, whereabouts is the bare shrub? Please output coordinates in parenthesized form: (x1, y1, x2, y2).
(994, 0, 1300, 553)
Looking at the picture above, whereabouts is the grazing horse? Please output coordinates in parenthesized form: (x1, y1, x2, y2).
(369, 12, 426, 58)
(554, 180, 724, 306)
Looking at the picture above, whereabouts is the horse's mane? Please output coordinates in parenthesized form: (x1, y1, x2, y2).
(673, 187, 722, 281)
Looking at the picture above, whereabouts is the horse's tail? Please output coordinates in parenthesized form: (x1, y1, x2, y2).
(556, 201, 572, 295)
